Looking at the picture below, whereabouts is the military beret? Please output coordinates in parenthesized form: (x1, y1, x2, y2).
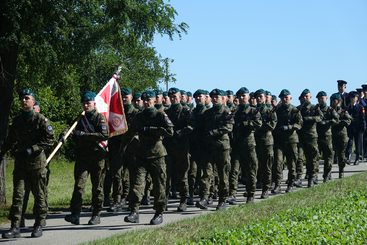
(141, 90, 156, 100)
(34, 100, 40, 106)
(180, 90, 187, 96)
(330, 93, 342, 101)
(168, 87, 180, 96)
(133, 92, 142, 100)
(121, 87, 132, 96)
(187, 91, 192, 97)
(162, 91, 168, 97)
(226, 90, 234, 96)
(349, 91, 359, 98)
(271, 95, 277, 101)
(278, 89, 291, 98)
(362, 84, 367, 91)
(265, 90, 272, 96)
(356, 88, 363, 93)
(300, 89, 311, 97)
(316, 91, 327, 98)
(250, 92, 255, 98)
(19, 88, 36, 100)
(203, 90, 209, 95)
(254, 89, 265, 97)
(236, 87, 250, 96)
(337, 80, 347, 85)
(209, 88, 226, 97)
(81, 91, 96, 102)
(193, 89, 206, 97)
(155, 88, 163, 95)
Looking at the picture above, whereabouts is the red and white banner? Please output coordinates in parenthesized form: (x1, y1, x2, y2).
(95, 73, 128, 137)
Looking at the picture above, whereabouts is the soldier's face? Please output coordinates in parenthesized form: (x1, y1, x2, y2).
(317, 96, 327, 104)
(156, 94, 163, 104)
(205, 95, 211, 105)
(143, 98, 155, 108)
(170, 92, 181, 104)
(281, 95, 292, 104)
(256, 94, 266, 104)
(22, 95, 35, 111)
(123, 95, 133, 105)
(338, 85, 346, 93)
(350, 96, 358, 104)
(211, 95, 222, 105)
(227, 95, 234, 103)
(163, 96, 171, 105)
(238, 93, 249, 104)
(363, 91, 367, 98)
(181, 94, 188, 103)
(303, 93, 312, 102)
(266, 95, 272, 103)
(332, 99, 340, 107)
(195, 94, 206, 105)
(83, 101, 96, 112)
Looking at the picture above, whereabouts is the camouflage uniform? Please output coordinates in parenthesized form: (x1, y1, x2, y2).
(1, 110, 54, 228)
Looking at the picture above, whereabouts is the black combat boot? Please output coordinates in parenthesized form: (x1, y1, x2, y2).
(246, 194, 255, 203)
(339, 171, 344, 179)
(2, 227, 21, 239)
(177, 202, 187, 212)
(227, 195, 237, 205)
(20, 217, 26, 228)
(31, 225, 42, 238)
(88, 215, 101, 225)
(150, 213, 163, 225)
(187, 194, 195, 205)
(307, 177, 314, 188)
(285, 185, 294, 193)
(294, 179, 303, 188)
(64, 213, 80, 225)
(124, 212, 139, 223)
(271, 184, 281, 194)
(196, 198, 209, 209)
(216, 201, 228, 210)
(260, 190, 269, 199)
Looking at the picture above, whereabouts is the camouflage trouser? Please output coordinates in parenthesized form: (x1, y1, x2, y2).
(10, 165, 48, 227)
(169, 150, 190, 202)
(296, 145, 305, 179)
(256, 144, 274, 192)
(208, 149, 230, 202)
(188, 156, 198, 197)
(129, 157, 167, 213)
(228, 151, 241, 197)
(274, 142, 298, 186)
(318, 135, 333, 179)
(332, 135, 348, 172)
(70, 158, 106, 215)
(103, 158, 123, 203)
(301, 138, 319, 179)
(237, 144, 258, 195)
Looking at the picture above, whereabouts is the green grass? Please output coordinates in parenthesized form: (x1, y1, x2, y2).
(0, 157, 93, 223)
(87, 172, 367, 245)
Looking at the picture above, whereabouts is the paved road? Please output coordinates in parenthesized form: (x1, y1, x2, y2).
(1, 161, 367, 245)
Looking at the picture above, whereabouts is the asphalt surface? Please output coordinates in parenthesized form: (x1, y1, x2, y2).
(1, 160, 367, 245)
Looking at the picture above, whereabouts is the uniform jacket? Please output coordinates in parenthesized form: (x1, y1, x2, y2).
(255, 103, 277, 146)
(298, 101, 322, 139)
(317, 103, 339, 137)
(274, 103, 303, 144)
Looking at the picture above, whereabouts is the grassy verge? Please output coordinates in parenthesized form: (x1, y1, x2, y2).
(0, 157, 92, 223)
(87, 172, 367, 245)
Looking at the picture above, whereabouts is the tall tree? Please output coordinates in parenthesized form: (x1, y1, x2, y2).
(0, 0, 188, 204)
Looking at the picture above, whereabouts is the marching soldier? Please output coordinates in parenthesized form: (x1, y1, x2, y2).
(133, 92, 144, 111)
(330, 93, 352, 178)
(124, 90, 173, 225)
(1, 89, 54, 238)
(272, 89, 302, 193)
(65, 91, 109, 226)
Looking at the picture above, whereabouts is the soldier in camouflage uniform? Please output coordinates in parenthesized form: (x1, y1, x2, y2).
(330, 93, 352, 178)
(165, 87, 192, 212)
(196, 89, 234, 210)
(133, 92, 144, 111)
(316, 91, 339, 182)
(124, 90, 173, 225)
(297, 89, 322, 187)
(162, 91, 171, 109)
(65, 91, 109, 226)
(254, 89, 277, 199)
(1, 89, 54, 238)
(232, 87, 262, 203)
(272, 89, 302, 193)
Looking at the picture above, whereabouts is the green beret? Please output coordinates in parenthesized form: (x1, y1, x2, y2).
(187, 91, 192, 97)
(19, 88, 36, 100)
(337, 80, 347, 85)
(203, 90, 209, 95)
(249, 92, 254, 98)
(133, 92, 142, 100)
(278, 89, 291, 98)
(193, 89, 206, 97)
(226, 90, 234, 96)
(81, 91, 96, 102)
(168, 87, 180, 96)
(155, 88, 163, 95)
(316, 91, 327, 98)
(236, 87, 250, 96)
(300, 89, 311, 97)
(254, 89, 265, 97)
(271, 95, 277, 101)
(362, 84, 367, 91)
(210, 88, 226, 97)
(121, 87, 132, 96)
(162, 91, 168, 97)
(180, 90, 187, 96)
(330, 93, 342, 101)
(349, 91, 359, 98)
(141, 90, 156, 100)
(265, 90, 272, 96)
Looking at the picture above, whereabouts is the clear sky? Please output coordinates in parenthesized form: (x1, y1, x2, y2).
(154, 0, 367, 103)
